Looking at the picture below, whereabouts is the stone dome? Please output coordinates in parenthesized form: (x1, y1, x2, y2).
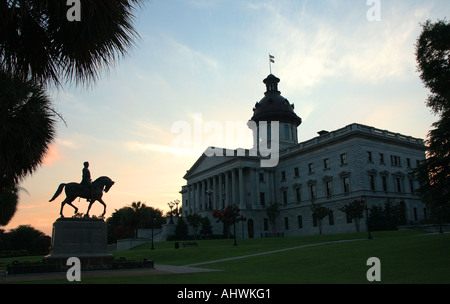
(250, 74, 302, 126)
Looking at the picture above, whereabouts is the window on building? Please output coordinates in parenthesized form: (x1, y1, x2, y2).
(298, 215, 303, 228)
(323, 158, 329, 169)
(329, 211, 334, 225)
(282, 190, 287, 206)
(294, 167, 299, 177)
(367, 151, 373, 162)
(259, 173, 265, 182)
(284, 217, 289, 230)
(310, 184, 316, 201)
(260, 192, 265, 206)
(340, 153, 348, 165)
(380, 153, 385, 164)
(326, 180, 333, 197)
(414, 208, 418, 221)
(343, 177, 350, 193)
(281, 171, 286, 181)
(284, 124, 290, 140)
(296, 187, 301, 202)
(391, 155, 402, 167)
(407, 158, 411, 168)
(264, 218, 269, 231)
(346, 212, 352, 224)
(308, 163, 314, 174)
(370, 175, 376, 191)
(382, 176, 388, 192)
(395, 177, 402, 193)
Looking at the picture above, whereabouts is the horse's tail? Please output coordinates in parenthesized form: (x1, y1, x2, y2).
(49, 184, 66, 202)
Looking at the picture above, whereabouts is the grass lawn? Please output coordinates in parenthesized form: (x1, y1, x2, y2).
(2, 230, 449, 284)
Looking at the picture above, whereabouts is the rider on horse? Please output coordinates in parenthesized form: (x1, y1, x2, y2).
(81, 161, 93, 202)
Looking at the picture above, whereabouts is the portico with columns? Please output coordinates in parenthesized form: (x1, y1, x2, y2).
(181, 152, 277, 237)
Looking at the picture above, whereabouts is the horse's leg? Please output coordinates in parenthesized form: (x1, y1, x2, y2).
(85, 200, 95, 217)
(60, 201, 65, 217)
(60, 197, 78, 217)
(97, 198, 107, 217)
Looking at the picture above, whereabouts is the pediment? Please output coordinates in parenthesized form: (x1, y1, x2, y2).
(183, 147, 235, 180)
(183, 147, 260, 180)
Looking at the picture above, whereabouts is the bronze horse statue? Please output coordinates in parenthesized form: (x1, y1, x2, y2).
(49, 176, 115, 217)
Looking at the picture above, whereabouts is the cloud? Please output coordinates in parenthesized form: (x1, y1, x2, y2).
(126, 141, 200, 157)
(56, 139, 79, 149)
(42, 144, 61, 166)
(163, 35, 219, 71)
(249, 0, 432, 91)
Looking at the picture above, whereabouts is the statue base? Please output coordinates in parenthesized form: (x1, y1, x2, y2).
(44, 218, 114, 269)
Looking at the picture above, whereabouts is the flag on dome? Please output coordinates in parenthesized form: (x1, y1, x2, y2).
(269, 54, 275, 63)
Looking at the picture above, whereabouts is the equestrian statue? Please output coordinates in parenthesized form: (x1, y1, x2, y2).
(49, 162, 115, 217)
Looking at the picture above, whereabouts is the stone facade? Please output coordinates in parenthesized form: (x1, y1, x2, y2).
(180, 75, 427, 238)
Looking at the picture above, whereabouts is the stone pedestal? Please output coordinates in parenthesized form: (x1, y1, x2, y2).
(44, 218, 114, 269)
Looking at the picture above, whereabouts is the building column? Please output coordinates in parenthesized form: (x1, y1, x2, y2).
(252, 168, 261, 209)
(239, 167, 245, 209)
(218, 174, 224, 209)
(187, 185, 191, 215)
(211, 175, 217, 210)
(224, 171, 230, 207)
(194, 182, 199, 213)
(231, 168, 236, 205)
(201, 180, 206, 210)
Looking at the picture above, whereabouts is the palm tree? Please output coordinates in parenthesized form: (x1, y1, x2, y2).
(0, 0, 145, 224)
(0, 184, 18, 226)
(1, 0, 144, 86)
(0, 70, 56, 194)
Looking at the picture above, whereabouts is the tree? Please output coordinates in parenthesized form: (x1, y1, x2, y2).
(4, 225, 51, 254)
(106, 202, 165, 242)
(0, 185, 18, 226)
(174, 217, 189, 241)
(415, 19, 450, 115)
(266, 203, 280, 235)
(212, 205, 246, 240)
(1, 0, 144, 86)
(1, 0, 145, 224)
(186, 213, 203, 241)
(200, 216, 213, 236)
(413, 19, 450, 224)
(310, 203, 332, 235)
(339, 200, 365, 232)
(367, 201, 405, 231)
(0, 71, 57, 224)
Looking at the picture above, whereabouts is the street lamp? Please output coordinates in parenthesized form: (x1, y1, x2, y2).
(168, 201, 175, 224)
(175, 199, 180, 217)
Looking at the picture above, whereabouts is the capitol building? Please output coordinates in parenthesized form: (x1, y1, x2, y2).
(180, 74, 427, 237)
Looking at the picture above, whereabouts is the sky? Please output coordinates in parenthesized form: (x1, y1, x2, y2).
(3, 0, 448, 236)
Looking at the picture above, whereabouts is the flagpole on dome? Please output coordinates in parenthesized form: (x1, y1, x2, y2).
(269, 53, 275, 74)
